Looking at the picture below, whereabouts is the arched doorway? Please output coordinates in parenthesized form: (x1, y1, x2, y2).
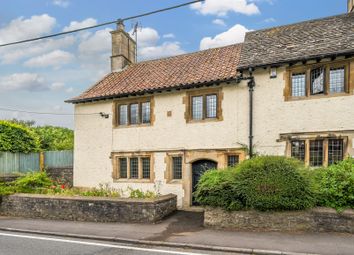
(192, 159, 217, 205)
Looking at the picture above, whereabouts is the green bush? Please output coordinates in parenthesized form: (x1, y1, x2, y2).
(129, 188, 156, 199)
(195, 156, 315, 211)
(12, 172, 52, 193)
(194, 168, 244, 210)
(312, 158, 354, 210)
(33, 126, 74, 151)
(236, 156, 315, 211)
(0, 120, 40, 153)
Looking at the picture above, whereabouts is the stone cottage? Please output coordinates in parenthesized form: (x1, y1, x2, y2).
(66, 5, 354, 208)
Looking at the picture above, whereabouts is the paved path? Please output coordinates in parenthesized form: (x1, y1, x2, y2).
(0, 211, 353, 255)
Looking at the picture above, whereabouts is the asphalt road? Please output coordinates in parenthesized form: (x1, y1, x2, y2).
(0, 231, 239, 255)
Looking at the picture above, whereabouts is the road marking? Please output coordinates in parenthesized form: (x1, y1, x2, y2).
(0, 232, 208, 255)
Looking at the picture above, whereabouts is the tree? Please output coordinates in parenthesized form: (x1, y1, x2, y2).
(33, 126, 74, 151)
(0, 120, 41, 153)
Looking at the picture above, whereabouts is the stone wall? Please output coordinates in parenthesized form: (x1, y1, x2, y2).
(46, 168, 73, 187)
(0, 193, 176, 223)
(204, 207, 354, 233)
(0, 175, 20, 183)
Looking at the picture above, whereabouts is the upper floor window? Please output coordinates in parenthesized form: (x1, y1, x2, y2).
(115, 98, 152, 127)
(287, 61, 350, 100)
(186, 89, 222, 122)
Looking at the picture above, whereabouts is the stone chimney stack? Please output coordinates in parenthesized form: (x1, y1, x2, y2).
(110, 20, 136, 72)
(349, 0, 354, 13)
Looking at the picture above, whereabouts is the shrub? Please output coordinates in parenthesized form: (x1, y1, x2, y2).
(236, 156, 315, 211)
(194, 168, 244, 210)
(33, 126, 74, 151)
(12, 172, 52, 193)
(0, 120, 40, 153)
(129, 188, 157, 199)
(195, 156, 315, 211)
(312, 158, 354, 210)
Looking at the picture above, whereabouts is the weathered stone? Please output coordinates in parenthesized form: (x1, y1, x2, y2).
(204, 207, 354, 234)
(46, 168, 73, 187)
(0, 193, 176, 223)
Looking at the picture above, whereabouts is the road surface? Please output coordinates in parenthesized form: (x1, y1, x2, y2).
(0, 230, 240, 255)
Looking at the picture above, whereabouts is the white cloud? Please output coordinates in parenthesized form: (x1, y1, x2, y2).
(191, 0, 260, 16)
(0, 14, 56, 44)
(200, 24, 251, 50)
(52, 0, 70, 8)
(163, 33, 175, 39)
(139, 42, 185, 60)
(63, 18, 97, 32)
(24, 50, 74, 68)
(263, 17, 276, 23)
(65, 87, 74, 93)
(129, 27, 159, 48)
(50, 82, 65, 91)
(78, 28, 112, 54)
(212, 19, 227, 26)
(0, 73, 48, 92)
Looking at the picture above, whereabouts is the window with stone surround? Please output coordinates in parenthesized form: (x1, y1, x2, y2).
(289, 137, 346, 167)
(172, 156, 183, 179)
(227, 155, 239, 167)
(185, 88, 223, 123)
(114, 97, 153, 127)
(286, 60, 351, 100)
(113, 154, 153, 181)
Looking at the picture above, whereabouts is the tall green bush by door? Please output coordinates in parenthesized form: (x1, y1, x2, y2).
(195, 156, 315, 211)
(0, 120, 40, 153)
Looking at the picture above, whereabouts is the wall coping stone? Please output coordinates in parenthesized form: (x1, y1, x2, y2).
(5, 193, 176, 204)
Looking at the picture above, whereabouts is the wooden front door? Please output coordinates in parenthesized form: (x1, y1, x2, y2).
(192, 160, 217, 205)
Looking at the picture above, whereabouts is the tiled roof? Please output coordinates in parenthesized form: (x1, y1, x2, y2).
(238, 12, 354, 69)
(66, 44, 242, 103)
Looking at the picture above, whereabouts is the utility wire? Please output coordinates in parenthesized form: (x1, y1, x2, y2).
(0, 0, 204, 47)
(0, 107, 107, 116)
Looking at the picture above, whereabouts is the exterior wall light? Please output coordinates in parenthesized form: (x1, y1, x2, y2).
(270, 67, 277, 79)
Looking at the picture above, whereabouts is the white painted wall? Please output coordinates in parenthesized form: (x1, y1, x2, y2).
(73, 66, 354, 207)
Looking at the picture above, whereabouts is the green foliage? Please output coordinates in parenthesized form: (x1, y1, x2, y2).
(312, 158, 354, 211)
(236, 156, 315, 211)
(12, 172, 53, 193)
(194, 168, 244, 210)
(0, 120, 41, 153)
(33, 126, 74, 151)
(0, 182, 15, 196)
(195, 156, 315, 211)
(129, 188, 157, 199)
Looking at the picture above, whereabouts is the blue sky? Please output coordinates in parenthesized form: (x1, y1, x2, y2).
(0, 0, 347, 128)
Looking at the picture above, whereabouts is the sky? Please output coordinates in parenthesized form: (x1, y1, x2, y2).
(0, 0, 347, 128)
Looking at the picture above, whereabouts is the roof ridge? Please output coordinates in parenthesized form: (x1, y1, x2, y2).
(245, 12, 353, 36)
(133, 43, 243, 65)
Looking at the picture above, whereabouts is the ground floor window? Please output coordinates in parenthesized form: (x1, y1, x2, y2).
(114, 154, 152, 181)
(172, 156, 183, 179)
(227, 155, 239, 167)
(289, 137, 346, 167)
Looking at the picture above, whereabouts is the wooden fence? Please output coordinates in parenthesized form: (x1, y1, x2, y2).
(0, 150, 73, 176)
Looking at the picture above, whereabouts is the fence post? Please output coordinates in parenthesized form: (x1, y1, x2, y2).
(39, 152, 45, 172)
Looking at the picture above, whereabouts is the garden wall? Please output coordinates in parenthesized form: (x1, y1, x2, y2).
(46, 167, 73, 187)
(0, 193, 176, 223)
(204, 207, 354, 233)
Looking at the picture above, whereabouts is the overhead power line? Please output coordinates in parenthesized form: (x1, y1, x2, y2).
(0, 107, 108, 116)
(0, 0, 204, 48)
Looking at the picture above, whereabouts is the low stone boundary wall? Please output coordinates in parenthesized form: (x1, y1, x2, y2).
(204, 207, 354, 233)
(0, 175, 20, 183)
(46, 167, 73, 187)
(0, 193, 177, 223)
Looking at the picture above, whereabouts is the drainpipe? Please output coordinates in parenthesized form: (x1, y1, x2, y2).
(236, 67, 255, 158)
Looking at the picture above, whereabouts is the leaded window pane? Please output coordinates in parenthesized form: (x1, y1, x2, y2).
(291, 73, 306, 97)
(309, 140, 324, 167)
(141, 102, 151, 124)
(172, 157, 182, 179)
(119, 158, 127, 178)
(130, 157, 139, 179)
(206, 94, 217, 118)
(119, 105, 128, 125)
(227, 155, 239, 167)
(330, 67, 345, 93)
(141, 157, 150, 179)
(192, 96, 203, 120)
(328, 139, 344, 165)
(291, 140, 305, 162)
(130, 103, 139, 124)
(310, 67, 325, 95)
